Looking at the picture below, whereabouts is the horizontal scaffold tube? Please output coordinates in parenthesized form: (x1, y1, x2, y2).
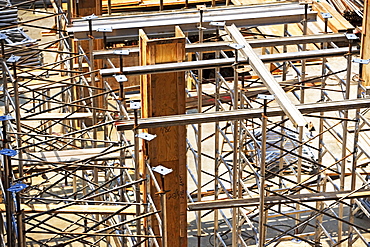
(68, 3, 317, 40)
(93, 33, 349, 59)
(116, 98, 370, 130)
(101, 47, 359, 77)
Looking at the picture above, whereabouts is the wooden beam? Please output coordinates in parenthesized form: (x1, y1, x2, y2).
(21, 113, 93, 120)
(225, 24, 306, 127)
(188, 189, 370, 211)
(23, 147, 122, 163)
(312, 0, 354, 33)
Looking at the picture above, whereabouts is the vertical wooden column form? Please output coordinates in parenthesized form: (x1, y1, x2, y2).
(71, 0, 104, 108)
(361, 0, 370, 87)
(70, 0, 102, 56)
(139, 27, 187, 247)
(71, 0, 102, 18)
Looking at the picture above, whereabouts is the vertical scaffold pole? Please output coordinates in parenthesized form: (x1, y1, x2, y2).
(257, 94, 274, 247)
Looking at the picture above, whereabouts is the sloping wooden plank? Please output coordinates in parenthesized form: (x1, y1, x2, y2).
(225, 24, 306, 127)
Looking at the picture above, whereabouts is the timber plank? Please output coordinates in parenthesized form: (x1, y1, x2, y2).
(226, 24, 306, 127)
(0, 204, 135, 215)
(24, 147, 122, 163)
(313, 0, 354, 32)
(21, 113, 93, 120)
(188, 189, 370, 210)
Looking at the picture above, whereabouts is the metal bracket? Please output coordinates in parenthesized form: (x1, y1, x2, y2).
(114, 74, 128, 83)
(321, 12, 332, 19)
(153, 165, 173, 176)
(130, 101, 141, 110)
(113, 50, 130, 56)
(82, 14, 98, 21)
(97, 27, 113, 32)
(299, 0, 313, 4)
(0, 148, 17, 157)
(0, 115, 14, 121)
(8, 182, 28, 193)
(345, 33, 358, 40)
(0, 148, 18, 157)
(352, 58, 370, 64)
(210, 21, 226, 27)
(0, 33, 7, 40)
(291, 239, 302, 243)
(7, 54, 21, 63)
(136, 133, 157, 141)
(228, 44, 244, 50)
(197, 5, 206, 10)
(257, 94, 275, 100)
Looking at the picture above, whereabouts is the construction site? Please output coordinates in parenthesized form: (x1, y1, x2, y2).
(1, 0, 370, 246)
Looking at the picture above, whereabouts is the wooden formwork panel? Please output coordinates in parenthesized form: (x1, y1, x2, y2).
(140, 26, 187, 247)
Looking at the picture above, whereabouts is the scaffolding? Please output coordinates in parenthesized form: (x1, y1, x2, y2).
(0, 0, 370, 246)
